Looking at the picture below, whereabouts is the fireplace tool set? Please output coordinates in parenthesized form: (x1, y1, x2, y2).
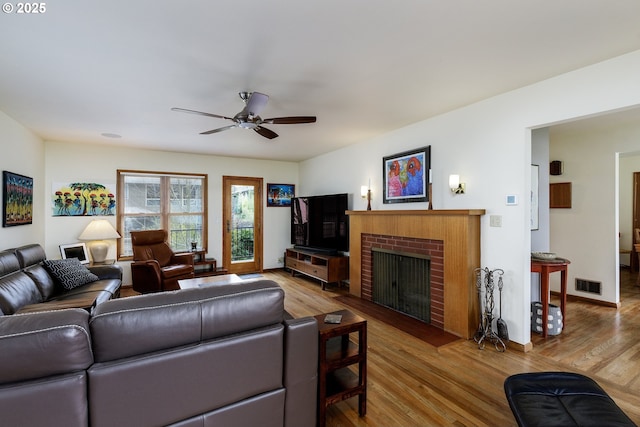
(473, 267, 507, 352)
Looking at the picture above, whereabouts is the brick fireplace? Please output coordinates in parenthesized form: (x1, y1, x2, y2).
(361, 234, 445, 329)
(346, 209, 484, 339)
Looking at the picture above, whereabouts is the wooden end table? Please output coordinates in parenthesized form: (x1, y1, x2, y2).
(314, 309, 367, 427)
(531, 257, 570, 338)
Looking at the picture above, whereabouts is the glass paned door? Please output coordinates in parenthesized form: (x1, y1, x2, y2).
(222, 176, 263, 274)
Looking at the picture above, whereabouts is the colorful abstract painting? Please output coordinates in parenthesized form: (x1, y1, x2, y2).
(383, 146, 430, 204)
(3, 171, 33, 227)
(52, 182, 116, 216)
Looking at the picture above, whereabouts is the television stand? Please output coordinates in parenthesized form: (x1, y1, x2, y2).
(293, 245, 338, 256)
(285, 248, 349, 290)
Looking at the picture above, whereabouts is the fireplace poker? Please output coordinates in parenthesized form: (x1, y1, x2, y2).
(473, 267, 485, 344)
(496, 273, 509, 344)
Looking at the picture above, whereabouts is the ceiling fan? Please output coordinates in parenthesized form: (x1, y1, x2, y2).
(172, 91, 316, 140)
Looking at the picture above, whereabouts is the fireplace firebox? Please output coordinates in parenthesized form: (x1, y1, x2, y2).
(361, 234, 444, 330)
(372, 248, 431, 323)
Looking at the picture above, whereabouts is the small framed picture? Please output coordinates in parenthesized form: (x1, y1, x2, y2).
(59, 243, 90, 264)
(267, 183, 295, 207)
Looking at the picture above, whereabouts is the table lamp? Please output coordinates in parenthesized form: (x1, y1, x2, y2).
(78, 219, 121, 263)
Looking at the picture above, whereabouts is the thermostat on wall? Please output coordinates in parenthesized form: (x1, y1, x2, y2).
(505, 195, 518, 205)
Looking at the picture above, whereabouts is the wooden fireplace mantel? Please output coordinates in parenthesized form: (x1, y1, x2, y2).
(346, 209, 485, 339)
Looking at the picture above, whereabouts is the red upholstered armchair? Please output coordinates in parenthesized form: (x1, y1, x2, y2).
(130, 230, 194, 293)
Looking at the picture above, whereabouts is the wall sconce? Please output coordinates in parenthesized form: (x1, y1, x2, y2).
(449, 174, 466, 194)
(361, 185, 372, 210)
(78, 219, 121, 263)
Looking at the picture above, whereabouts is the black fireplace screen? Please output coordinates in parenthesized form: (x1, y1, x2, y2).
(372, 248, 431, 323)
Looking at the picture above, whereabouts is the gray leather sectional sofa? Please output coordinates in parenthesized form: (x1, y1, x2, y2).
(0, 244, 122, 315)
(0, 279, 318, 427)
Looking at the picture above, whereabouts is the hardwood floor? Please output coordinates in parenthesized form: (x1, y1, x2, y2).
(121, 269, 640, 426)
(271, 268, 640, 427)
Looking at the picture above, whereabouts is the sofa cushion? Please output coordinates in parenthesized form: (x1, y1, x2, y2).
(24, 264, 57, 300)
(61, 279, 121, 298)
(16, 290, 113, 314)
(0, 250, 21, 276)
(44, 259, 99, 290)
(161, 263, 194, 279)
(0, 271, 43, 315)
(88, 264, 123, 281)
(0, 308, 92, 383)
(90, 279, 285, 362)
(13, 244, 46, 269)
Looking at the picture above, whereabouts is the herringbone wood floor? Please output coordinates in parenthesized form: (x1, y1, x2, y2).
(122, 268, 640, 426)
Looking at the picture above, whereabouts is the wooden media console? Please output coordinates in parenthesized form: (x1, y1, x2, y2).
(285, 248, 349, 290)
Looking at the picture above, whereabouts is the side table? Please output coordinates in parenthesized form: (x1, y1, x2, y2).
(181, 249, 227, 277)
(531, 257, 570, 338)
(314, 309, 367, 427)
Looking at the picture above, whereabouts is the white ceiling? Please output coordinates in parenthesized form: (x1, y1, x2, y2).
(1, 0, 640, 161)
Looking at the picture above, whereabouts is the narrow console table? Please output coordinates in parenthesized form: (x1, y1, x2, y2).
(285, 248, 348, 290)
(314, 309, 367, 427)
(531, 257, 570, 338)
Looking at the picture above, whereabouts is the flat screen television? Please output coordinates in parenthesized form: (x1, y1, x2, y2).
(290, 193, 349, 253)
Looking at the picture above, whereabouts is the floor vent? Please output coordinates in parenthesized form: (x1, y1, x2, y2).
(575, 278, 601, 294)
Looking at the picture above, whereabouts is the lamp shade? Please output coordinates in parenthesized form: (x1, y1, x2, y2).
(78, 220, 120, 263)
(78, 220, 121, 241)
(449, 174, 460, 190)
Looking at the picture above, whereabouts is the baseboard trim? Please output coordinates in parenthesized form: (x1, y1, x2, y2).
(552, 291, 620, 308)
(508, 340, 533, 353)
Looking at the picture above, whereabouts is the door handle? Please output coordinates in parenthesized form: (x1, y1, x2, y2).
(226, 220, 230, 233)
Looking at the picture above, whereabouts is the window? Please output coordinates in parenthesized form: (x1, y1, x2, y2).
(117, 170, 207, 259)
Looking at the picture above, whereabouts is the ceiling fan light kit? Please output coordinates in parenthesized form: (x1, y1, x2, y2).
(172, 91, 316, 140)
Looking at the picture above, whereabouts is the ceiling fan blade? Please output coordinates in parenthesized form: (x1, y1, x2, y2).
(263, 116, 317, 124)
(243, 92, 269, 116)
(172, 107, 233, 121)
(200, 124, 237, 135)
(254, 126, 278, 139)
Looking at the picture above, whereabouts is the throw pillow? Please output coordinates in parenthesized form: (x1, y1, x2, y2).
(43, 258, 99, 290)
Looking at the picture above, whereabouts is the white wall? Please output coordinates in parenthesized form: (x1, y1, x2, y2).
(300, 49, 640, 346)
(0, 111, 45, 247)
(550, 120, 640, 304)
(44, 141, 299, 285)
